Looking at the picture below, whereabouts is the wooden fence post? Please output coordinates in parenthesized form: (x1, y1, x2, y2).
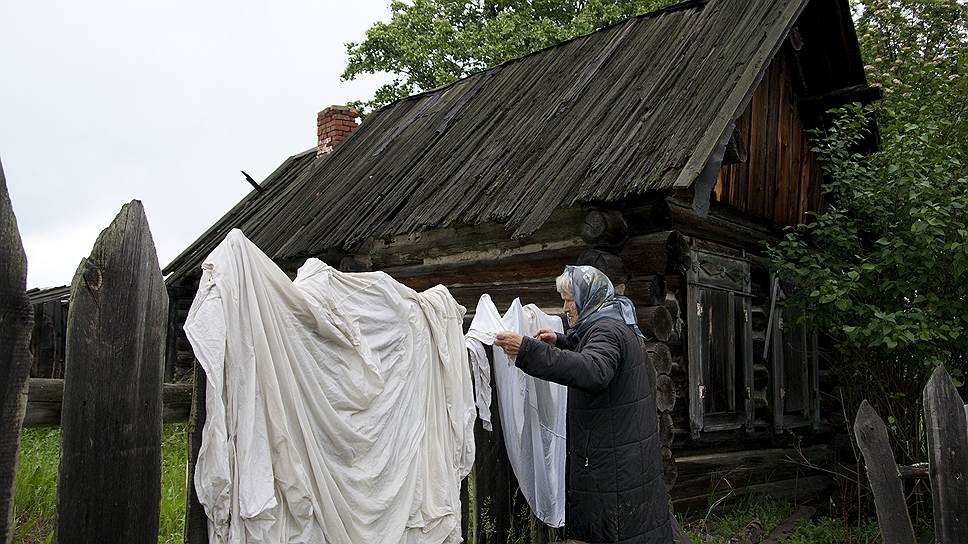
(184, 361, 209, 544)
(0, 158, 35, 541)
(56, 200, 168, 543)
(923, 365, 968, 543)
(853, 400, 916, 544)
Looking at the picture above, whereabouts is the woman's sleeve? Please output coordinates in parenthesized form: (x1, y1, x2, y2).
(515, 327, 620, 393)
(554, 332, 577, 351)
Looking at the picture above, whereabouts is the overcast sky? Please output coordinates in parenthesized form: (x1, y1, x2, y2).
(1, 0, 393, 288)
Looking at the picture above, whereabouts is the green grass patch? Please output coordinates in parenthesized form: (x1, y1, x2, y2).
(681, 496, 882, 543)
(12, 428, 58, 544)
(13, 423, 188, 544)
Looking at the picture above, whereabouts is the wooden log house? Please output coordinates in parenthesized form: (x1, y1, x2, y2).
(28, 0, 880, 530)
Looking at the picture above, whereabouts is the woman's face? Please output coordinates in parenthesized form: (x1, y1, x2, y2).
(561, 292, 578, 327)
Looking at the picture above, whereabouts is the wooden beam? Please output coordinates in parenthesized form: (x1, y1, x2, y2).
(638, 305, 673, 342)
(580, 210, 628, 248)
(576, 248, 627, 286)
(666, 197, 780, 252)
(645, 342, 673, 375)
(0, 157, 34, 542)
(673, 475, 831, 519)
(57, 200, 168, 543)
(671, 446, 831, 509)
(619, 230, 687, 276)
(22, 378, 192, 427)
(897, 463, 929, 480)
(802, 84, 883, 110)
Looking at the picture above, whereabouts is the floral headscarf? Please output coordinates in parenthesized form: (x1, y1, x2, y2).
(564, 265, 645, 339)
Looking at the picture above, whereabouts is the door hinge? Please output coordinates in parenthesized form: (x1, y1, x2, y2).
(696, 302, 704, 317)
(780, 387, 786, 399)
(744, 309, 749, 323)
(746, 386, 752, 399)
(699, 385, 706, 399)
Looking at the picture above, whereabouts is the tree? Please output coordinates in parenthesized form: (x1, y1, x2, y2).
(342, 0, 675, 113)
(768, 0, 967, 463)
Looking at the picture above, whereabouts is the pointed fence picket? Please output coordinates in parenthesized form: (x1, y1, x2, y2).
(55, 200, 168, 543)
(0, 158, 35, 542)
(855, 365, 968, 544)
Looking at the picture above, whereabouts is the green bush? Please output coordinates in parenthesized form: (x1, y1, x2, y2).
(768, 0, 968, 465)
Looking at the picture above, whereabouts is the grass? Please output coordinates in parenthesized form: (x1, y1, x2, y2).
(12, 428, 895, 543)
(681, 496, 883, 543)
(12, 423, 188, 544)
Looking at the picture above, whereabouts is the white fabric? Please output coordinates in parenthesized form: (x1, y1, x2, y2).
(185, 230, 475, 544)
(465, 295, 567, 528)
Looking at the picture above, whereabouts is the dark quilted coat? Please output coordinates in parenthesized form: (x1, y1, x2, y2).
(516, 318, 671, 543)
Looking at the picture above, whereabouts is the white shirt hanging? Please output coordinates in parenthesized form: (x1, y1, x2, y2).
(465, 295, 567, 528)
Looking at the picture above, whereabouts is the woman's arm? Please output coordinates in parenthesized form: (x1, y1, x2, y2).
(558, 333, 579, 351)
(515, 327, 620, 393)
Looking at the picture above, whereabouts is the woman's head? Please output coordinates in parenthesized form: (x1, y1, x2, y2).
(555, 266, 614, 328)
(555, 271, 579, 326)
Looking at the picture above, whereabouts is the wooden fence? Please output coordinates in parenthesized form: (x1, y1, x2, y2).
(855, 365, 968, 544)
(0, 155, 172, 542)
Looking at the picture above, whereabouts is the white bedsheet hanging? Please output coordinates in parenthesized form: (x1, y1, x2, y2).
(465, 295, 567, 528)
(185, 229, 475, 544)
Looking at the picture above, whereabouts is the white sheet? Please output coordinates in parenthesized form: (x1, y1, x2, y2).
(185, 230, 475, 544)
(465, 295, 567, 528)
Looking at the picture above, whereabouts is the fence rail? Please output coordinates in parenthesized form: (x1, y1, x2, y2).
(23, 378, 192, 427)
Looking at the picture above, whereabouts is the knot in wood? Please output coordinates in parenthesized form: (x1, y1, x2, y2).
(80, 261, 104, 294)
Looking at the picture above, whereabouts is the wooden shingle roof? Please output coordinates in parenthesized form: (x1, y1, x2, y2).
(166, 0, 830, 281)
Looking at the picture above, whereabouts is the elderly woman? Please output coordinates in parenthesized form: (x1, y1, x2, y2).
(495, 265, 671, 543)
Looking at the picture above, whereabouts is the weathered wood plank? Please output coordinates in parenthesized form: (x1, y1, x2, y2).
(22, 378, 192, 427)
(923, 365, 968, 543)
(0, 157, 34, 542)
(674, 475, 830, 519)
(853, 400, 916, 544)
(672, 446, 830, 504)
(56, 200, 168, 543)
(897, 463, 929, 480)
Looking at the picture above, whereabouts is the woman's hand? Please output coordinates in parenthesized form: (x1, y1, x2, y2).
(494, 332, 524, 356)
(533, 329, 557, 346)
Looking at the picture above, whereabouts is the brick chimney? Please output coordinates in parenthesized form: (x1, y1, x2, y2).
(317, 105, 359, 156)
